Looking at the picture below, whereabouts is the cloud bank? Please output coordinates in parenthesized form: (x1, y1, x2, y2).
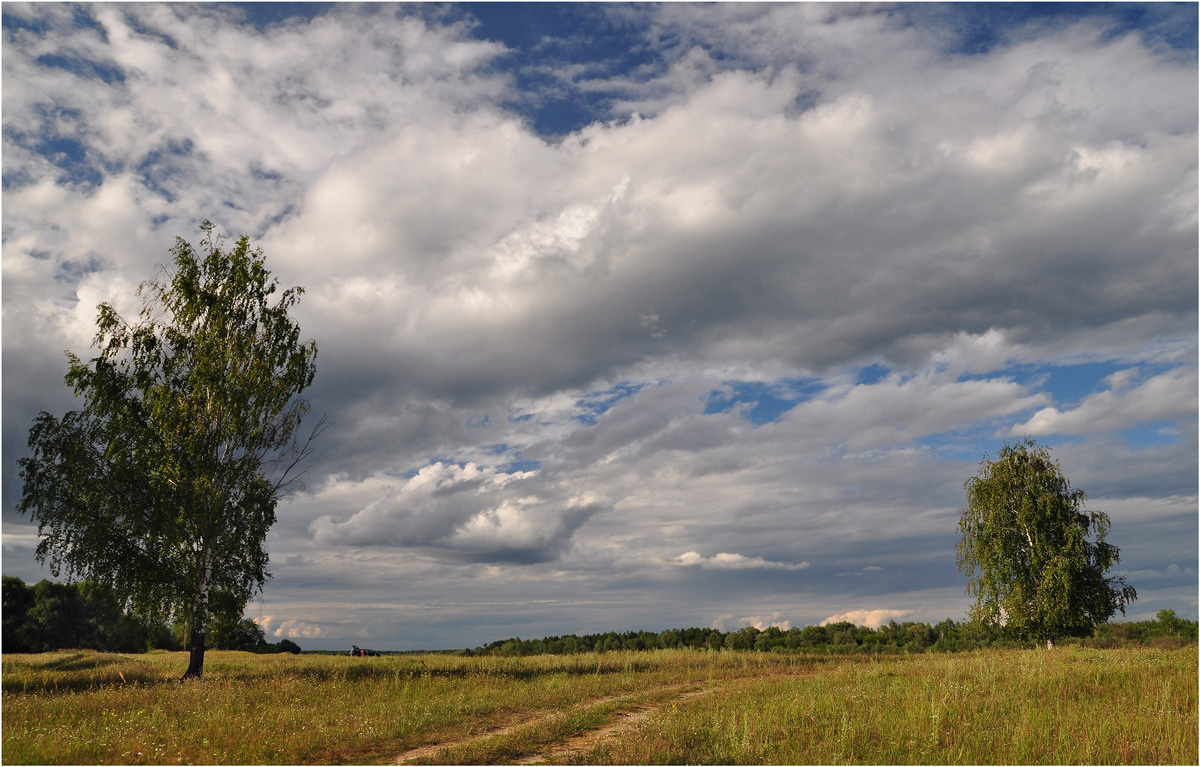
(3, 4, 1195, 647)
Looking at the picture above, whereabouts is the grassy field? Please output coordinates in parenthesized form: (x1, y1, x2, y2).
(2, 645, 1195, 765)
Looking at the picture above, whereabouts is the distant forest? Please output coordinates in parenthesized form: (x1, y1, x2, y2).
(3, 576, 1194, 656)
(466, 611, 1198, 657)
(2, 577, 300, 655)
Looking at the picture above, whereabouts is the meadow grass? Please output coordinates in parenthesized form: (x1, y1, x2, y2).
(1, 649, 757, 764)
(1, 645, 1194, 765)
(575, 646, 1198, 765)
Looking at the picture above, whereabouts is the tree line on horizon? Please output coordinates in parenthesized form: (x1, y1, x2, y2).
(2, 576, 301, 655)
(465, 610, 1198, 658)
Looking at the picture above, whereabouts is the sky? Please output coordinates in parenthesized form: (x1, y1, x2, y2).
(2, 2, 1197, 651)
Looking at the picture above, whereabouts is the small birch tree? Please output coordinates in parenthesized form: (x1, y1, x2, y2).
(18, 221, 322, 678)
(956, 438, 1136, 649)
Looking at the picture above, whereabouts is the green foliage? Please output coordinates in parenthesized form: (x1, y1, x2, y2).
(957, 438, 1136, 647)
(2, 576, 37, 653)
(468, 611, 1195, 658)
(208, 615, 267, 652)
(275, 639, 302, 654)
(0, 577, 176, 653)
(2, 576, 301, 655)
(16, 222, 321, 677)
(1095, 610, 1200, 644)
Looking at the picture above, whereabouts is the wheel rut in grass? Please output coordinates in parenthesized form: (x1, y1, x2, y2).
(392, 682, 715, 765)
(512, 684, 717, 765)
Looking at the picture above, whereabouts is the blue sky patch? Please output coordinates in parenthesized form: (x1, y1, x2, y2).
(35, 53, 125, 84)
(499, 457, 541, 474)
(232, 2, 332, 31)
(856, 364, 892, 387)
(55, 256, 105, 283)
(480, 443, 541, 474)
(705, 378, 825, 426)
(37, 135, 87, 164)
(3, 4, 106, 38)
(575, 381, 646, 425)
(908, 2, 1198, 56)
(999, 360, 1175, 409)
(455, 3, 660, 137)
(1118, 421, 1188, 449)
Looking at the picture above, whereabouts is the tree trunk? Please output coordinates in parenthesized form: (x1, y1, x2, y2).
(183, 634, 206, 679)
(182, 547, 215, 679)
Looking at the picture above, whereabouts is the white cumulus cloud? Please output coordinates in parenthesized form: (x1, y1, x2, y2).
(712, 612, 793, 632)
(676, 551, 809, 571)
(310, 462, 604, 564)
(1011, 366, 1197, 436)
(822, 609, 915, 629)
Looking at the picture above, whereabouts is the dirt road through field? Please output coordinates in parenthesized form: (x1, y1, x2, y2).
(392, 682, 717, 765)
(512, 684, 717, 765)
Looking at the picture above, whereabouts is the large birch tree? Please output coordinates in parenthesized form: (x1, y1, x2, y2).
(18, 222, 321, 678)
(956, 438, 1136, 649)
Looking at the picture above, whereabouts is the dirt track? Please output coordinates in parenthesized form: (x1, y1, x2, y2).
(512, 685, 717, 765)
(393, 682, 718, 765)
